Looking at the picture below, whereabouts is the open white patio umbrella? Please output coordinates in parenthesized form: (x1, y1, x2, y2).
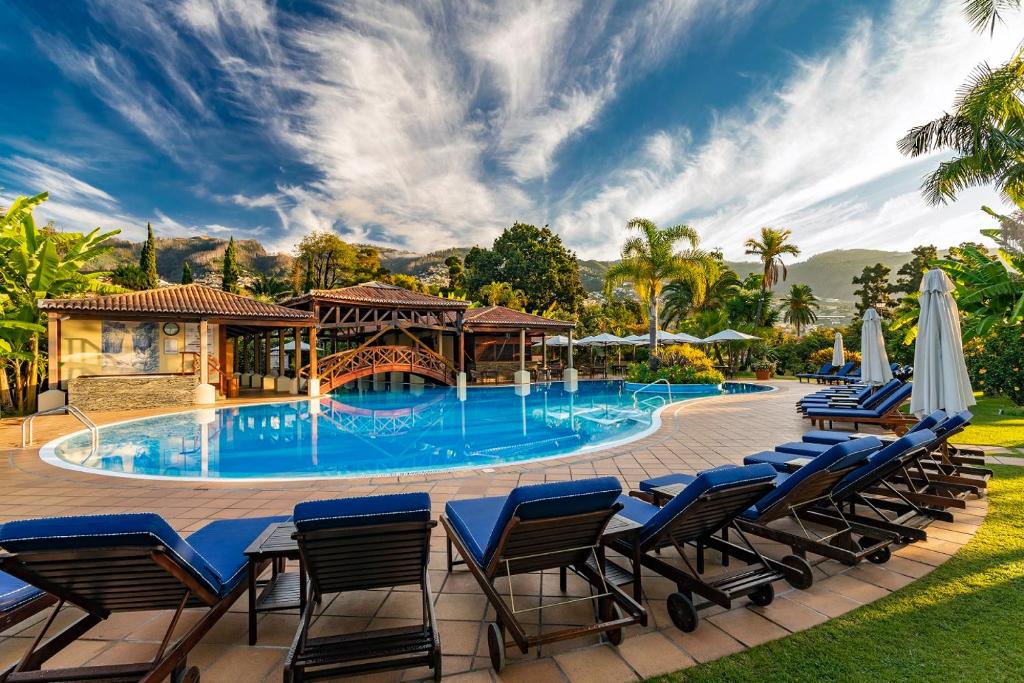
(700, 329, 760, 343)
(831, 332, 845, 367)
(626, 330, 685, 345)
(668, 332, 702, 343)
(577, 333, 629, 346)
(910, 269, 976, 418)
(533, 335, 573, 347)
(860, 308, 893, 386)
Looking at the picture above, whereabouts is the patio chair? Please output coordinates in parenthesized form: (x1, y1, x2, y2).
(605, 464, 813, 633)
(796, 362, 833, 383)
(440, 477, 646, 672)
(823, 361, 857, 385)
(284, 492, 440, 682)
(0, 571, 55, 634)
(640, 438, 886, 567)
(0, 512, 288, 683)
(803, 382, 916, 433)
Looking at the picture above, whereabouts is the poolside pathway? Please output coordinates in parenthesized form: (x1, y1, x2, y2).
(0, 380, 988, 682)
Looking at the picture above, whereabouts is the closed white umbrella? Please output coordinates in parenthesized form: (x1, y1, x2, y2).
(910, 269, 976, 417)
(831, 332, 845, 367)
(860, 308, 893, 386)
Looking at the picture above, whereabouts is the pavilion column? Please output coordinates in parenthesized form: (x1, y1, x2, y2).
(456, 312, 467, 400)
(195, 319, 215, 405)
(564, 328, 578, 389)
(291, 326, 302, 395)
(308, 322, 320, 397)
(262, 331, 274, 390)
(514, 328, 529, 386)
(38, 313, 65, 410)
(541, 333, 547, 378)
(275, 329, 289, 392)
(331, 329, 338, 355)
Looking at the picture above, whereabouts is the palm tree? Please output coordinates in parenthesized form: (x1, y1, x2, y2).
(249, 273, 290, 302)
(744, 227, 800, 326)
(780, 283, 820, 336)
(962, 0, 1021, 35)
(661, 258, 741, 326)
(605, 217, 705, 366)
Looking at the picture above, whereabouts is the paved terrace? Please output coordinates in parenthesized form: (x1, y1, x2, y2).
(0, 381, 986, 682)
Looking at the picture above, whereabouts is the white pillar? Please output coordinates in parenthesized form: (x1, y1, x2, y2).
(563, 329, 578, 390)
(194, 319, 215, 404)
(514, 328, 530, 386)
(457, 371, 467, 401)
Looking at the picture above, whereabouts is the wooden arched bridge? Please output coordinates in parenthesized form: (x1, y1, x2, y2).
(299, 328, 456, 394)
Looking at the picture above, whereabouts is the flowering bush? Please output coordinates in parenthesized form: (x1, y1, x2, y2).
(626, 344, 724, 384)
(965, 324, 1024, 406)
(808, 347, 861, 368)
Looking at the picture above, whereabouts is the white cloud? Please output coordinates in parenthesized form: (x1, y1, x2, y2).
(558, 1, 1023, 259)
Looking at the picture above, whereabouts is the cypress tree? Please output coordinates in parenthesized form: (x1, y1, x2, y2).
(222, 236, 240, 292)
(181, 261, 193, 284)
(139, 222, 158, 289)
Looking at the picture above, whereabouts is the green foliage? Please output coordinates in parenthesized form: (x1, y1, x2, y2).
(138, 222, 158, 289)
(965, 324, 1024, 405)
(852, 263, 895, 317)
(935, 239, 1024, 340)
(291, 230, 385, 291)
(477, 281, 527, 309)
(180, 261, 193, 284)
(385, 272, 431, 293)
(661, 256, 741, 326)
(893, 245, 938, 295)
(625, 344, 724, 385)
(464, 222, 586, 314)
(575, 295, 644, 336)
(779, 283, 819, 335)
(444, 254, 464, 294)
(248, 273, 289, 302)
(222, 236, 241, 293)
(750, 357, 776, 372)
(769, 328, 834, 375)
(0, 192, 119, 413)
(111, 263, 150, 290)
(809, 346, 861, 367)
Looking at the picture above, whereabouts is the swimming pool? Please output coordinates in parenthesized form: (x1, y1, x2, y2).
(43, 381, 769, 481)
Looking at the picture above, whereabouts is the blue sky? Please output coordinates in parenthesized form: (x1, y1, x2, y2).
(1, 0, 1019, 259)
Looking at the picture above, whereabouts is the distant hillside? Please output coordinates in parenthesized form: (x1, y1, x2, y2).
(725, 249, 915, 300)
(93, 236, 915, 302)
(91, 236, 293, 280)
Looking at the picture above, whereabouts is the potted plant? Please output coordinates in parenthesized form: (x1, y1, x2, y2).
(751, 357, 776, 381)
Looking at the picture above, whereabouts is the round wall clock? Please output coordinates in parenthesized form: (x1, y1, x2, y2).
(162, 322, 180, 336)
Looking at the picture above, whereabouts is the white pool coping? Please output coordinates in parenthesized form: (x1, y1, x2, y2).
(38, 381, 777, 483)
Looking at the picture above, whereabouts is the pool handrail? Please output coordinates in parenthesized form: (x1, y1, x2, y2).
(632, 377, 673, 408)
(22, 404, 98, 449)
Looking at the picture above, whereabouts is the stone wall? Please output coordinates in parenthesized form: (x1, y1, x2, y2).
(68, 375, 199, 411)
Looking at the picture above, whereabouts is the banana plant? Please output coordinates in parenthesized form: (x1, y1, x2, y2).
(933, 243, 1024, 340)
(0, 192, 120, 414)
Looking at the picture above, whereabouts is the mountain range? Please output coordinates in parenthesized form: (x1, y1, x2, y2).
(92, 236, 916, 302)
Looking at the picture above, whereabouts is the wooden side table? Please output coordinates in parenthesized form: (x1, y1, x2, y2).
(243, 521, 306, 645)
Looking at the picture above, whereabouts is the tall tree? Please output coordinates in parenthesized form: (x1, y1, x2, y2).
(743, 227, 800, 325)
(181, 261, 193, 284)
(477, 281, 527, 310)
(463, 223, 586, 313)
(222, 236, 240, 293)
(292, 231, 383, 290)
(852, 263, 895, 317)
(249, 273, 289, 302)
(138, 222, 158, 289)
(780, 283, 820, 336)
(893, 245, 938, 295)
(661, 256, 741, 326)
(604, 217, 705, 366)
(444, 255, 465, 294)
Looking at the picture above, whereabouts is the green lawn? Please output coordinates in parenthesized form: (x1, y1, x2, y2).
(650, 464, 1024, 682)
(957, 394, 1024, 451)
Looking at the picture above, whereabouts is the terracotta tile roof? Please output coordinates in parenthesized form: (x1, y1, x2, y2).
(39, 284, 316, 322)
(296, 281, 469, 309)
(463, 305, 574, 329)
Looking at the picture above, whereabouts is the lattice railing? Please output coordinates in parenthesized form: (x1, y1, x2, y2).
(300, 344, 456, 390)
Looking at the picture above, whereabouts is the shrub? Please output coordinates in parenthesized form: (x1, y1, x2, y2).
(809, 347, 861, 368)
(965, 324, 1024, 406)
(625, 345, 724, 384)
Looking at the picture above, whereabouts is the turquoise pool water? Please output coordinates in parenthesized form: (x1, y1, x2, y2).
(44, 381, 768, 480)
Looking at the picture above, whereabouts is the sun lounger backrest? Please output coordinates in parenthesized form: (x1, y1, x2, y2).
(861, 379, 902, 409)
(834, 362, 856, 376)
(639, 465, 777, 550)
(832, 430, 936, 500)
(0, 514, 222, 613)
(486, 477, 622, 574)
(932, 410, 972, 439)
(910, 410, 946, 434)
(751, 437, 880, 523)
(293, 493, 433, 595)
(871, 382, 913, 414)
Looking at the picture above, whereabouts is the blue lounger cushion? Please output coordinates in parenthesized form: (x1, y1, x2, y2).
(805, 384, 912, 419)
(294, 493, 431, 532)
(774, 441, 831, 457)
(832, 430, 936, 500)
(618, 464, 778, 546)
(739, 437, 881, 520)
(0, 513, 288, 598)
(802, 410, 947, 446)
(742, 449, 819, 470)
(0, 571, 44, 615)
(445, 477, 622, 567)
(637, 464, 737, 493)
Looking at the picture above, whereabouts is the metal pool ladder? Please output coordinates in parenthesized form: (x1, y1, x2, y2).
(632, 378, 673, 408)
(22, 405, 98, 448)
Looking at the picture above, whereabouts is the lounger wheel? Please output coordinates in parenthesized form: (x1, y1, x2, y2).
(667, 592, 699, 632)
(487, 622, 506, 672)
(599, 598, 624, 645)
(858, 537, 891, 564)
(748, 582, 775, 607)
(432, 647, 443, 682)
(781, 554, 814, 590)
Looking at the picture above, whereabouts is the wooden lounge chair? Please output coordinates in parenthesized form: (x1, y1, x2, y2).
(796, 362, 833, 383)
(0, 512, 288, 682)
(284, 492, 441, 682)
(441, 477, 646, 672)
(606, 464, 814, 632)
(803, 382, 916, 433)
(0, 572, 55, 634)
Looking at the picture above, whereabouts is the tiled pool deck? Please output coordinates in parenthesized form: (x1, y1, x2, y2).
(0, 380, 987, 682)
